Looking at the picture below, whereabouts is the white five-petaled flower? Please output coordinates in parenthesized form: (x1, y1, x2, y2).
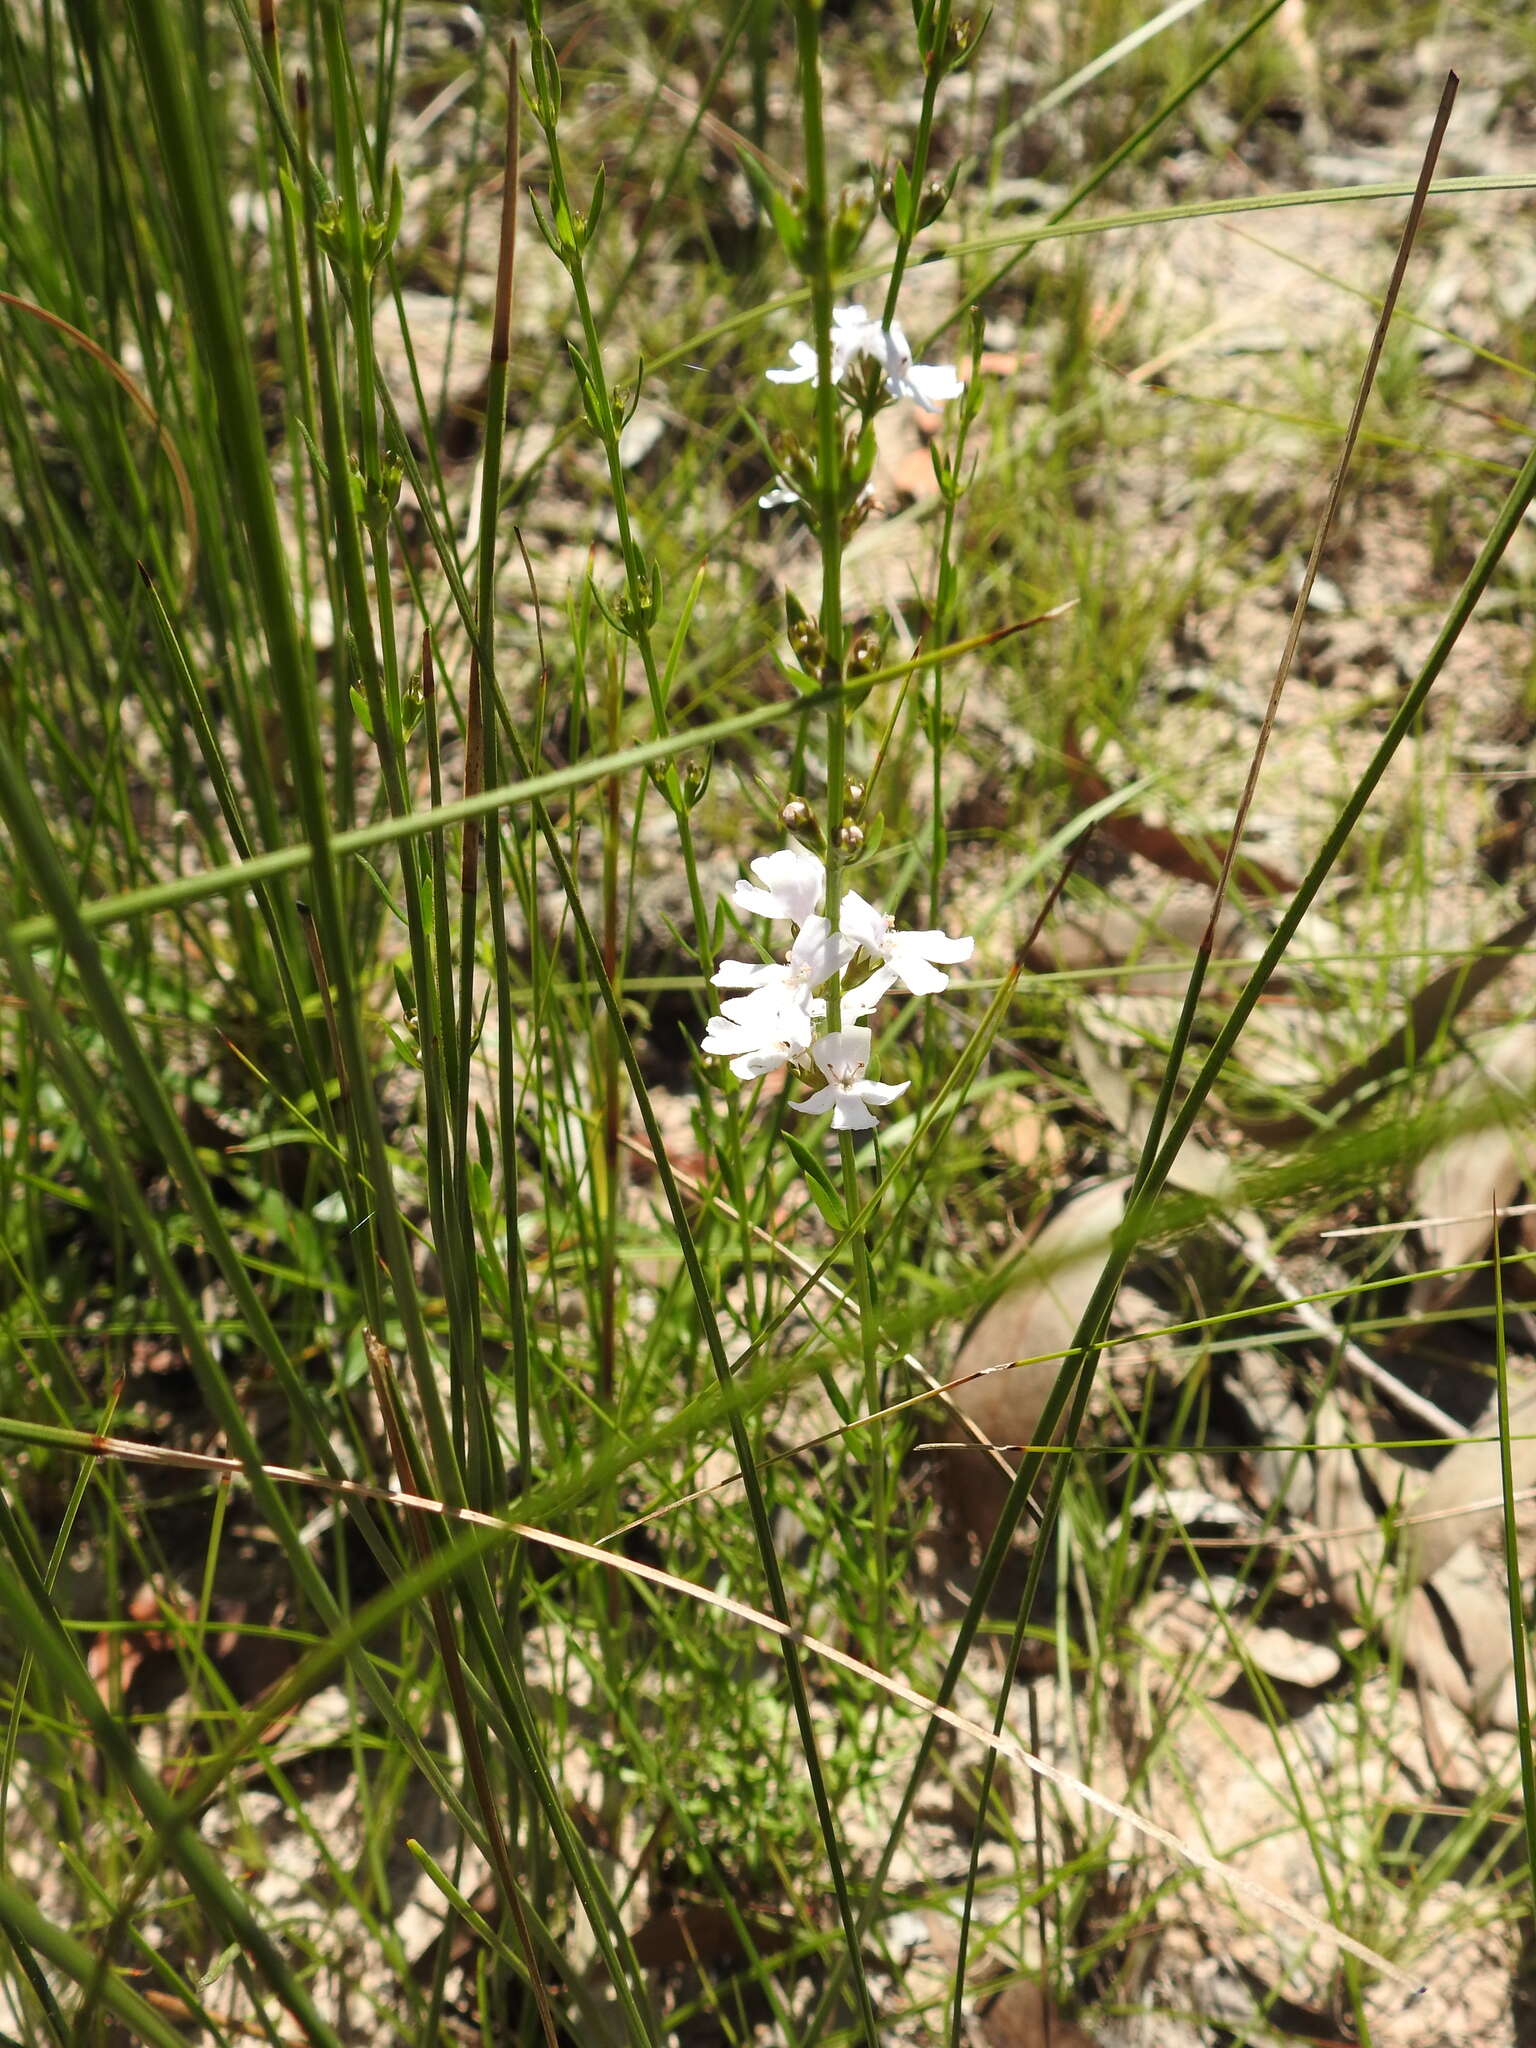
(766, 305, 882, 389)
(732, 846, 826, 925)
(866, 320, 966, 408)
(839, 891, 975, 995)
(701, 988, 816, 1080)
(791, 1027, 910, 1132)
(766, 303, 964, 408)
(712, 913, 854, 1005)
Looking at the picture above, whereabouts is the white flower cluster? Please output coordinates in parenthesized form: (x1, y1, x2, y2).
(702, 847, 974, 1132)
(767, 304, 964, 410)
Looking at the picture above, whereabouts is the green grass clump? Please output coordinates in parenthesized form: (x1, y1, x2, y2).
(5, 2, 1536, 2044)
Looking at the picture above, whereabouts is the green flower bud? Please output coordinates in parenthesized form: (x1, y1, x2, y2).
(847, 631, 882, 677)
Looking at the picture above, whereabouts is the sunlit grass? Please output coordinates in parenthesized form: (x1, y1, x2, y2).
(3, 1, 1536, 2043)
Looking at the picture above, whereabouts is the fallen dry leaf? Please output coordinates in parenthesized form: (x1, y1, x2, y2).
(941, 1178, 1129, 1548)
(1233, 908, 1536, 1145)
(1061, 726, 1295, 898)
(1229, 1348, 1316, 1520)
(1028, 893, 1250, 995)
(980, 1084, 1067, 1171)
(1401, 1375, 1536, 1586)
(628, 1902, 794, 1970)
(1250, 1384, 1536, 1732)
(1240, 1620, 1342, 1690)
(1407, 1023, 1536, 1315)
(979, 1977, 1100, 2048)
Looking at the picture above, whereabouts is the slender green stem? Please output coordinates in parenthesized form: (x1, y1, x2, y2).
(880, 0, 952, 327)
(789, 0, 895, 1696)
(461, 48, 527, 1508)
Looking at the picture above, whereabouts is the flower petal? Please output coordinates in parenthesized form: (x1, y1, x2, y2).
(887, 954, 952, 996)
(842, 967, 897, 1020)
(875, 319, 915, 382)
(732, 847, 826, 925)
(730, 1045, 792, 1079)
(789, 1083, 839, 1117)
(852, 1079, 909, 1108)
(767, 308, 962, 408)
(901, 361, 965, 407)
(765, 340, 819, 385)
(828, 1092, 879, 1132)
(712, 959, 779, 989)
(810, 1027, 873, 1084)
(897, 930, 974, 964)
(790, 914, 856, 987)
(838, 889, 889, 955)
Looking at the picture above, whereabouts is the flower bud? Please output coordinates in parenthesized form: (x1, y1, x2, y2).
(362, 455, 403, 535)
(785, 591, 827, 674)
(314, 198, 347, 258)
(841, 494, 875, 543)
(945, 16, 984, 71)
(844, 779, 866, 812)
(837, 820, 865, 852)
(844, 424, 876, 494)
(361, 165, 403, 273)
(917, 170, 956, 229)
(779, 795, 816, 834)
(789, 623, 826, 674)
(830, 185, 875, 269)
(846, 630, 883, 677)
(684, 745, 715, 808)
(843, 354, 888, 414)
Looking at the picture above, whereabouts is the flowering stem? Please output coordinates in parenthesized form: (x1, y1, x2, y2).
(522, 25, 721, 1016)
(790, 0, 893, 1712)
(790, 1, 847, 847)
(880, 0, 952, 329)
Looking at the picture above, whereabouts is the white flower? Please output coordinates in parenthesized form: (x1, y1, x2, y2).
(840, 891, 974, 996)
(865, 319, 966, 406)
(791, 1027, 910, 1133)
(892, 354, 966, 407)
(766, 305, 876, 388)
(713, 914, 853, 1003)
(731, 847, 826, 925)
(764, 340, 821, 388)
(766, 303, 963, 407)
(759, 473, 878, 514)
(702, 988, 816, 1080)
